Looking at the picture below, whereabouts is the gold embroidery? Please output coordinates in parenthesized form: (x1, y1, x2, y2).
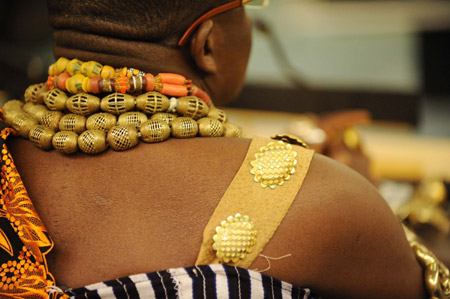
(250, 140, 297, 188)
(212, 213, 257, 263)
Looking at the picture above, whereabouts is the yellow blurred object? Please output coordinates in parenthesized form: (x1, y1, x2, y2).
(404, 180, 450, 235)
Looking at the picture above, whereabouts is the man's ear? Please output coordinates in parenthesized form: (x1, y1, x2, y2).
(190, 19, 218, 74)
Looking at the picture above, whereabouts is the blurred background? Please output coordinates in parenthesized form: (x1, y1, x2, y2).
(1, 0, 450, 265)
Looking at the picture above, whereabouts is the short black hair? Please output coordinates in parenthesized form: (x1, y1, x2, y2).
(47, 0, 229, 45)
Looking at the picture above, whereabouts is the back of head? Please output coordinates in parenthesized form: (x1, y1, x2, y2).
(47, 0, 229, 46)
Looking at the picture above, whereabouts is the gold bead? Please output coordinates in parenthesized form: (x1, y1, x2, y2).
(100, 92, 136, 115)
(176, 96, 209, 119)
(223, 123, 243, 138)
(107, 125, 139, 151)
(150, 113, 178, 124)
(86, 113, 117, 132)
(24, 83, 47, 104)
(78, 130, 108, 154)
(11, 113, 38, 138)
(66, 93, 101, 116)
(171, 117, 198, 138)
(2, 100, 23, 112)
(45, 88, 68, 110)
(207, 108, 227, 123)
(22, 103, 49, 121)
(40, 111, 63, 131)
(59, 114, 87, 134)
(29, 125, 55, 150)
(52, 131, 79, 154)
(136, 91, 170, 114)
(197, 117, 224, 137)
(117, 112, 148, 129)
(213, 213, 256, 263)
(140, 119, 171, 143)
(250, 141, 298, 188)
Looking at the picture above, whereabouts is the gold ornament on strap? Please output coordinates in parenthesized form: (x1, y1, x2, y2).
(250, 140, 298, 188)
(271, 133, 309, 148)
(410, 241, 450, 299)
(212, 213, 257, 263)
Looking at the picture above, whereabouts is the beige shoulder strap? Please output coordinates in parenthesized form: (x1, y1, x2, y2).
(195, 136, 314, 267)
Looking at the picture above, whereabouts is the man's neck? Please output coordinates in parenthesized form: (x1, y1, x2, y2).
(52, 29, 212, 97)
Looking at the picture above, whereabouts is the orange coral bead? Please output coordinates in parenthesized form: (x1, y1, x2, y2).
(56, 73, 70, 90)
(157, 73, 186, 85)
(144, 74, 155, 92)
(160, 84, 188, 97)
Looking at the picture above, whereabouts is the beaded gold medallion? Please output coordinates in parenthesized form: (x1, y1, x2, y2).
(212, 213, 257, 263)
(250, 140, 298, 188)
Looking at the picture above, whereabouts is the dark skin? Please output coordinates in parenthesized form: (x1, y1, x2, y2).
(8, 6, 426, 299)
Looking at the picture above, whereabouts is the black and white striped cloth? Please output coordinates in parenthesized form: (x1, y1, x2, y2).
(66, 264, 317, 299)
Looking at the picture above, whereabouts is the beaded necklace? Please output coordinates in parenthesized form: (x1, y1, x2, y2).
(1, 58, 242, 155)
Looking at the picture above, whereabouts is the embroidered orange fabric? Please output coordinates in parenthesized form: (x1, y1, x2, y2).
(0, 127, 67, 298)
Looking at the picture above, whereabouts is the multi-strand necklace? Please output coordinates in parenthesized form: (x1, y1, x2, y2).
(2, 57, 242, 154)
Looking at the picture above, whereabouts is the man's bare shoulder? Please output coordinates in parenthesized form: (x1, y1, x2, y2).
(262, 153, 426, 298)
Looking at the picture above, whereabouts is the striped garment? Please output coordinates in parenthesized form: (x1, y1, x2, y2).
(65, 264, 318, 299)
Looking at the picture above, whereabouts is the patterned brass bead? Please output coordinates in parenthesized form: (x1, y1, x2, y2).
(107, 125, 139, 151)
(40, 111, 63, 131)
(45, 88, 68, 111)
(59, 114, 87, 134)
(12, 112, 38, 138)
(24, 83, 47, 104)
(86, 113, 117, 132)
(150, 113, 178, 124)
(66, 93, 100, 116)
(117, 112, 148, 129)
(2, 109, 21, 127)
(29, 125, 55, 150)
(136, 92, 170, 114)
(223, 123, 243, 138)
(78, 130, 108, 154)
(100, 92, 135, 115)
(2, 100, 23, 112)
(197, 117, 224, 137)
(140, 119, 171, 143)
(52, 131, 79, 154)
(176, 96, 209, 119)
(213, 213, 257, 263)
(207, 108, 227, 123)
(171, 117, 198, 138)
(250, 141, 298, 188)
(22, 103, 49, 121)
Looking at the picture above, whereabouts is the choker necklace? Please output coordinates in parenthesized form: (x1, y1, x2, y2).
(1, 58, 242, 155)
